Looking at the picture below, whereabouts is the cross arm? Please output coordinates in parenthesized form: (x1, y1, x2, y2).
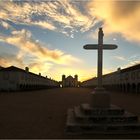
(83, 44, 118, 50)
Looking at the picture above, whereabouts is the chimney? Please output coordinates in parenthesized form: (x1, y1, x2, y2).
(25, 67, 29, 72)
(117, 67, 121, 72)
(62, 74, 65, 80)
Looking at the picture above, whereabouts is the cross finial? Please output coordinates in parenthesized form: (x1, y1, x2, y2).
(99, 27, 103, 32)
(98, 27, 104, 45)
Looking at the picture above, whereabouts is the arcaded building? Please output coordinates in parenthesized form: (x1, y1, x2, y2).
(0, 66, 60, 91)
(81, 64, 140, 93)
(61, 75, 79, 87)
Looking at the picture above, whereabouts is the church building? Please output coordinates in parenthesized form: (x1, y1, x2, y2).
(61, 75, 79, 87)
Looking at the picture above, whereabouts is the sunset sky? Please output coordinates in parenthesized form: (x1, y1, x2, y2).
(0, 0, 140, 81)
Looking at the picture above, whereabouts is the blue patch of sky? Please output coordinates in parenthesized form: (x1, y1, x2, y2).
(2, 19, 140, 72)
(103, 33, 140, 70)
(10, 22, 94, 68)
(0, 24, 12, 36)
(0, 41, 19, 55)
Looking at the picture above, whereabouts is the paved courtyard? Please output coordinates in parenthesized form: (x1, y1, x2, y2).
(0, 88, 140, 139)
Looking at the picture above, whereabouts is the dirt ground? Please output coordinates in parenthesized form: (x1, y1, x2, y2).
(0, 87, 140, 139)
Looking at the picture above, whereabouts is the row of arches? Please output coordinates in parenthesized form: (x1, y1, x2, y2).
(104, 83, 140, 94)
(18, 84, 60, 91)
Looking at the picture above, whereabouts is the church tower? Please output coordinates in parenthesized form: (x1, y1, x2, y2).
(62, 75, 65, 87)
(74, 74, 78, 87)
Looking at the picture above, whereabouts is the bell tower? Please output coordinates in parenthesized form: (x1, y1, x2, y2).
(62, 75, 65, 87)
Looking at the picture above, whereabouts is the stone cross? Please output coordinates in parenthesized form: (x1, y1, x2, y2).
(84, 28, 117, 89)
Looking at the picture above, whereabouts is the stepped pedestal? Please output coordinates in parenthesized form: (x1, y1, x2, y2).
(66, 103, 140, 134)
(66, 89, 140, 134)
(66, 27, 140, 134)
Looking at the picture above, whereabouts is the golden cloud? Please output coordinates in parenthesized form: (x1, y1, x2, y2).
(0, 21, 10, 29)
(0, 57, 11, 67)
(0, 54, 24, 68)
(0, 1, 96, 37)
(87, 1, 140, 42)
(28, 61, 53, 76)
(0, 29, 81, 64)
(0, 28, 82, 79)
(33, 21, 56, 30)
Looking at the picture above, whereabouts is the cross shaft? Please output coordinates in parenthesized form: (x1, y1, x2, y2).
(83, 28, 117, 88)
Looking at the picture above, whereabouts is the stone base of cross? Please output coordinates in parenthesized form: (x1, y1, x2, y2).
(84, 28, 117, 108)
(91, 87, 110, 108)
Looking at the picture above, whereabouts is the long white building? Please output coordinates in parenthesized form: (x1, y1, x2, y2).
(81, 64, 140, 93)
(0, 66, 60, 91)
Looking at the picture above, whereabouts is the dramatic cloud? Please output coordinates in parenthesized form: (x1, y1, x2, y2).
(0, 0, 96, 37)
(0, 53, 24, 68)
(0, 0, 140, 41)
(28, 62, 53, 76)
(0, 1, 139, 81)
(33, 21, 56, 30)
(0, 57, 12, 67)
(0, 29, 81, 64)
(0, 21, 10, 29)
(87, 1, 140, 42)
(0, 28, 82, 77)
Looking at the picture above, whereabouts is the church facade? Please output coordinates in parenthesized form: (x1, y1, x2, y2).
(61, 75, 79, 87)
(81, 64, 140, 93)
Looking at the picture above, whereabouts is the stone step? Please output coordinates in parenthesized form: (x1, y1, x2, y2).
(66, 109, 140, 134)
(80, 103, 125, 116)
(74, 106, 138, 123)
